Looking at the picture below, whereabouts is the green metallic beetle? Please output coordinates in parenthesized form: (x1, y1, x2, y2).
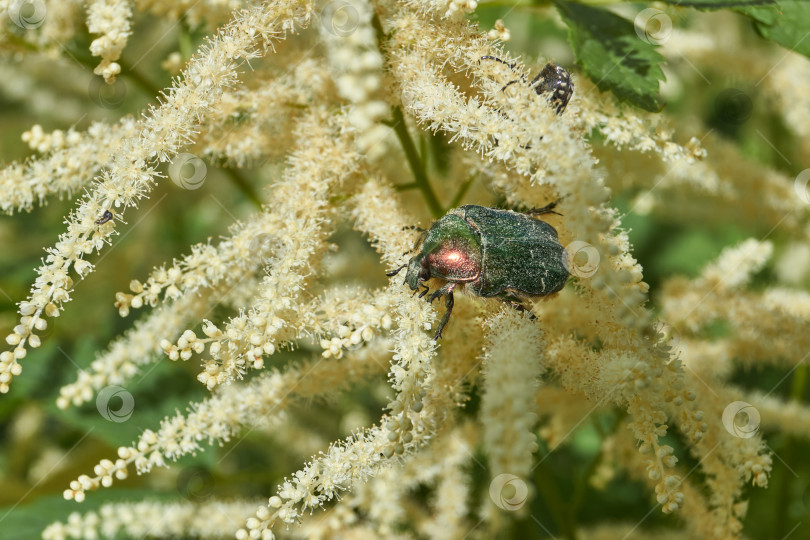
(388, 203, 569, 339)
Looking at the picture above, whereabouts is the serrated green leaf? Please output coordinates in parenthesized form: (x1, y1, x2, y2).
(668, 1, 779, 24)
(554, 0, 666, 112)
(749, 1, 810, 58)
(735, 5, 781, 24)
(661, 0, 810, 58)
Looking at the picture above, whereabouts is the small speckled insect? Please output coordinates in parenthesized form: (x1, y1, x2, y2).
(480, 56, 574, 114)
(387, 203, 569, 339)
(95, 210, 113, 225)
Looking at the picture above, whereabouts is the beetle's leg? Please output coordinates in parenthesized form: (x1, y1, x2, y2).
(434, 289, 455, 340)
(412, 282, 429, 298)
(402, 225, 426, 233)
(513, 301, 537, 321)
(480, 56, 529, 87)
(526, 196, 567, 217)
(528, 70, 544, 91)
(427, 282, 455, 304)
(426, 283, 457, 339)
(502, 79, 521, 92)
(480, 55, 518, 72)
(503, 296, 537, 321)
(386, 264, 407, 277)
(418, 283, 430, 298)
(482, 57, 529, 84)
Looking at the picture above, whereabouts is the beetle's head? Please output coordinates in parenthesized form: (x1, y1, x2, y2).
(404, 254, 430, 291)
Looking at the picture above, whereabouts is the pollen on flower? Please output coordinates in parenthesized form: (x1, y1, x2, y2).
(0, 0, 805, 538)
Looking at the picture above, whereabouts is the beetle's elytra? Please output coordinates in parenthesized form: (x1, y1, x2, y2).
(480, 55, 574, 114)
(530, 63, 574, 114)
(388, 204, 568, 339)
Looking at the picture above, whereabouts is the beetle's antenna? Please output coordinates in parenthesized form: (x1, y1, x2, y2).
(386, 264, 406, 277)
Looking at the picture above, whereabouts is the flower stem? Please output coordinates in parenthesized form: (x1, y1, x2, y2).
(570, 410, 626, 520)
(775, 365, 808, 537)
(388, 106, 444, 218)
(533, 456, 577, 540)
(223, 167, 263, 209)
(370, 10, 443, 218)
(448, 175, 475, 208)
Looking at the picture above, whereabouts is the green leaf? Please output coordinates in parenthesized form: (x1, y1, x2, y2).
(659, 0, 776, 7)
(661, 0, 810, 59)
(674, 1, 780, 25)
(735, 5, 781, 25)
(657, 0, 778, 24)
(747, 1, 810, 58)
(554, 0, 666, 112)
